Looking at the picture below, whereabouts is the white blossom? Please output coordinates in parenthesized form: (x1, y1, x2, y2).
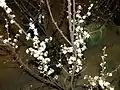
(37, 56, 44, 60)
(53, 75, 58, 80)
(56, 63, 62, 68)
(82, 15, 87, 19)
(44, 58, 50, 62)
(10, 20, 15, 24)
(87, 12, 91, 16)
(0, 0, 6, 7)
(26, 49, 29, 54)
(77, 59, 82, 65)
(79, 19, 84, 23)
(6, 8, 12, 14)
(47, 68, 54, 75)
(13, 39, 17, 42)
(19, 29, 22, 34)
(78, 5, 82, 10)
(29, 22, 35, 29)
(110, 87, 114, 90)
(3, 39, 9, 43)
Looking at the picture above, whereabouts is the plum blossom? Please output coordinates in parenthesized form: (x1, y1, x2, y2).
(0, 0, 6, 7)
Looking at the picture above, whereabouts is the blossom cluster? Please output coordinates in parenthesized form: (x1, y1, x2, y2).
(0, 1, 117, 89)
(26, 37, 54, 76)
(84, 47, 114, 90)
(0, 0, 56, 77)
(0, 0, 20, 48)
(61, 4, 93, 74)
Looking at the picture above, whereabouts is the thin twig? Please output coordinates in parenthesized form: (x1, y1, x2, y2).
(45, 0, 72, 46)
(111, 64, 120, 74)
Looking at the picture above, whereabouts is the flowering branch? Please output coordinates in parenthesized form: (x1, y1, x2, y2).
(1, 0, 119, 90)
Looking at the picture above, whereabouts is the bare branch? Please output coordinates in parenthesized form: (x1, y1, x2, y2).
(45, 0, 72, 46)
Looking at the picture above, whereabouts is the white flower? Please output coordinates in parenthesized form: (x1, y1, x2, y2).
(91, 82, 97, 86)
(104, 82, 110, 87)
(10, 20, 15, 24)
(0, 0, 6, 7)
(44, 51, 48, 57)
(68, 60, 73, 64)
(76, 14, 81, 19)
(26, 36, 30, 40)
(6, 8, 12, 14)
(70, 56, 76, 61)
(44, 65, 48, 71)
(15, 34, 20, 37)
(27, 33, 31, 37)
(98, 79, 104, 89)
(47, 68, 54, 75)
(68, 47, 73, 52)
(45, 38, 49, 43)
(83, 31, 90, 38)
(53, 75, 58, 80)
(107, 73, 112, 76)
(15, 45, 18, 48)
(77, 59, 82, 65)
(3, 39, 9, 43)
(76, 67, 80, 73)
(33, 42, 39, 48)
(19, 29, 22, 34)
(69, 70, 72, 74)
(42, 15, 45, 19)
(0, 35, 3, 38)
(33, 28, 38, 36)
(79, 66, 82, 70)
(74, 41, 79, 48)
(8, 38, 11, 41)
(77, 53, 83, 58)
(38, 66, 42, 70)
(45, 58, 50, 62)
(84, 75, 88, 79)
(110, 87, 114, 90)
(13, 39, 17, 42)
(77, 48, 81, 53)
(94, 76, 99, 80)
(76, 26, 80, 32)
(33, 53, 39, 58)
(26, 49, 29, 54)
(88, 7, 92, 10)
(82, 15, 87, 19)
(40, 41, 46, 50)
(38, 47, 45, 52)
(29, 22, 35, 29)
(79, 38, 84, 44)
(5, 24, 8, 28)
(49, 37, 52, 41)
(56, 63, 62, 68)
(62, 49, 67, 54)
(90, 4, 94, 7)
(78, 5, 82, 10)
(79, 19, 84, 23)
(80, 27, 84, 31)
(81, 45, 87, 51)
(87, 12, 91, 16)
(11, 14, 15, 18)
(37, 56, 44, 60)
